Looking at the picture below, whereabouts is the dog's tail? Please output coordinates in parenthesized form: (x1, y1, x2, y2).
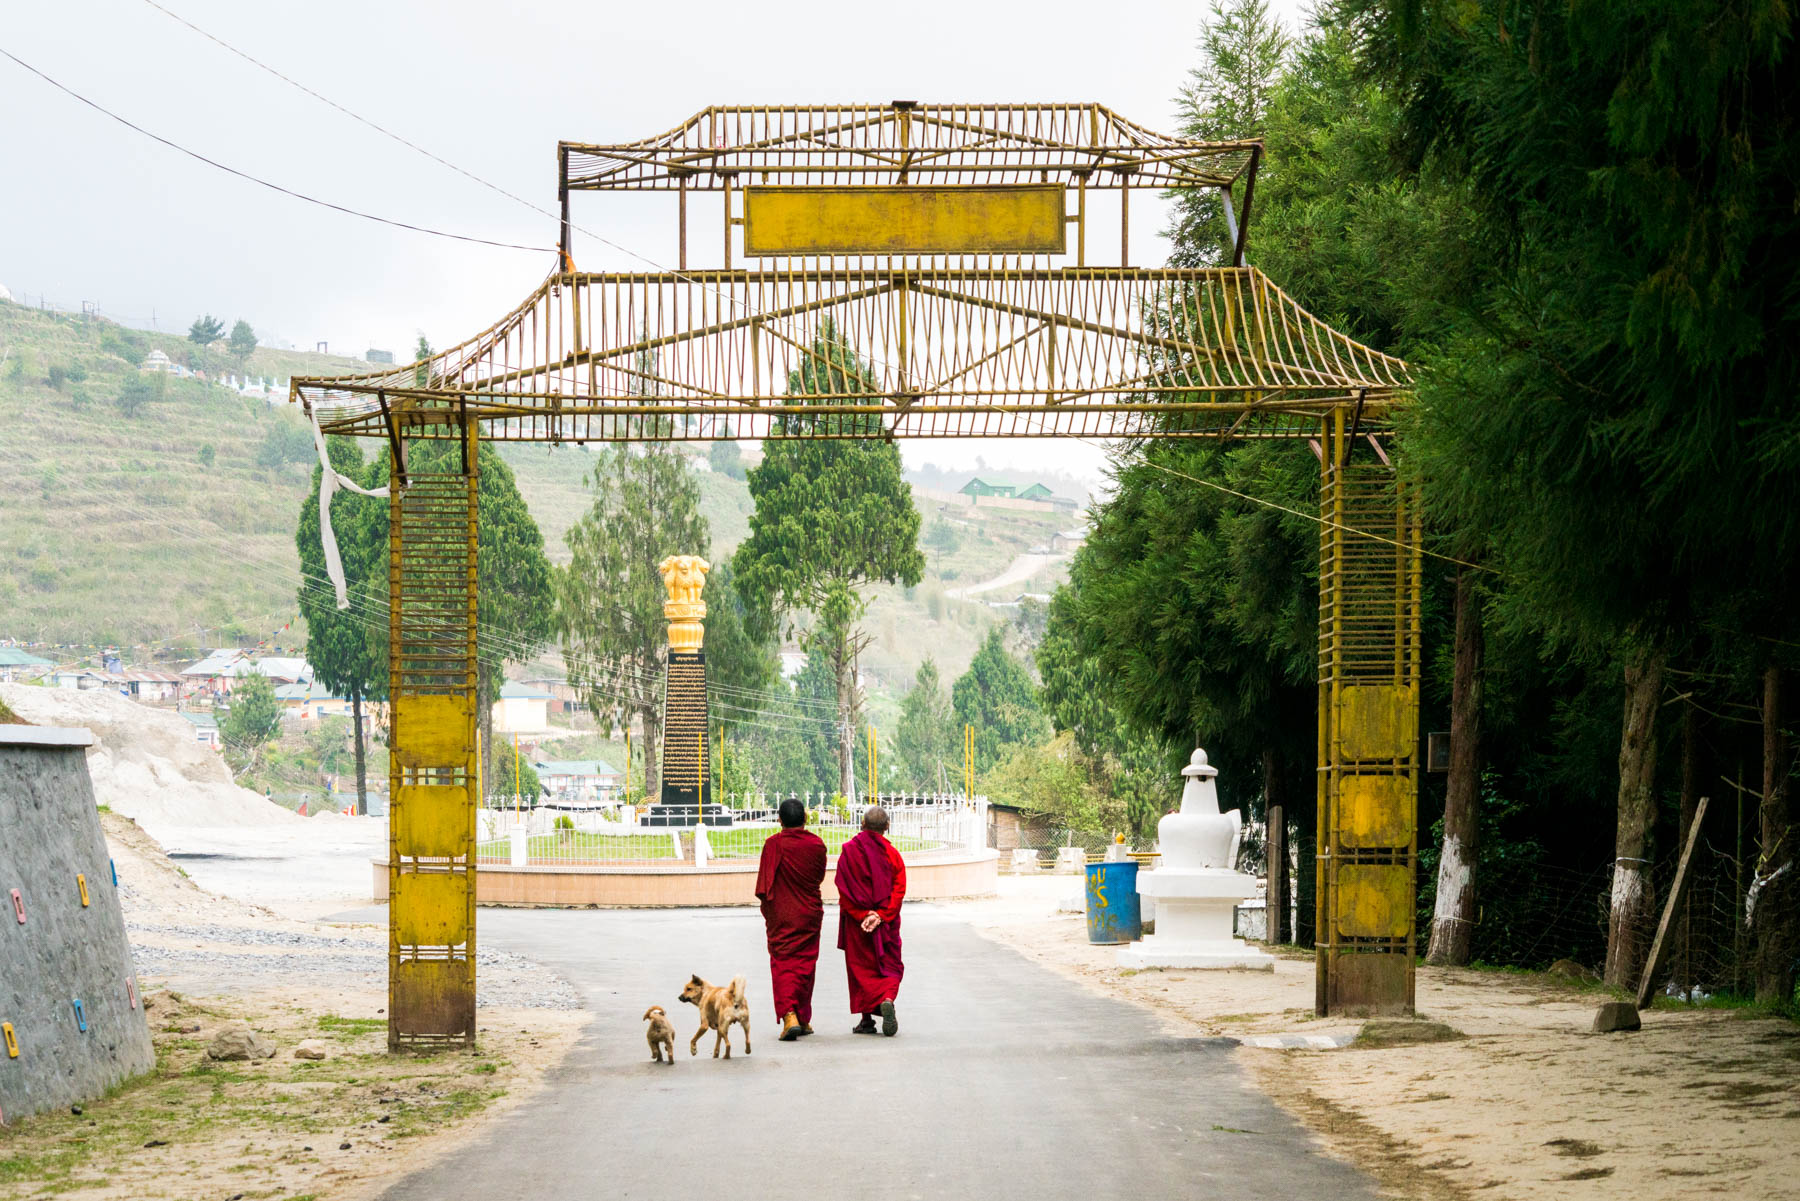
(729, 975, 747, 1006)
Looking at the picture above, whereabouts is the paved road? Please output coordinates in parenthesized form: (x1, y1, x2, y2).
(380, 905, 1374, 1201)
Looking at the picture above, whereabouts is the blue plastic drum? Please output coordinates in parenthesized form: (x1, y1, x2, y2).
(1085, 860, 1142, 944)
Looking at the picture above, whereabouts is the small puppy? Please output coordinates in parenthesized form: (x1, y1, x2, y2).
(643, 1005, 676, 1064)
(678, 973, 752, 1059)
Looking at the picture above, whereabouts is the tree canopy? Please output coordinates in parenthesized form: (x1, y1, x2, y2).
(952, 629, 1049, 769)
(187, 314, 226, 346)
(227, 319, 257, 362)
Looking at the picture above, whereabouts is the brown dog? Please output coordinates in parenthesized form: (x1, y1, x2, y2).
(643, 1005, 676, 1064)
(678, 974, 752, 1059)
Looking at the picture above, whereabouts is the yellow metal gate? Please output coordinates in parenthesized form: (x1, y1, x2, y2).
(291, 102, 1429, 1031)
(1316, 410, 1423, 1015)
(386, 415, 479, 1049)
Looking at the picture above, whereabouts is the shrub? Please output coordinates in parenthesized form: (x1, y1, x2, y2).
(115, 373, 162, 417)
(99, 327, 148, 366)
(198, 443, 216, 467)
(256, 422, 314, 470)
(554, 814, 575, 830)
(46, 363, 67, 391)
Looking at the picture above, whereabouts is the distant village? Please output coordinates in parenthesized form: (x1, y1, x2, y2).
(0, 645, 616, 811)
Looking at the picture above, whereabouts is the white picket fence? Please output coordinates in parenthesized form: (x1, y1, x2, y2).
(473, 793, 988, 867)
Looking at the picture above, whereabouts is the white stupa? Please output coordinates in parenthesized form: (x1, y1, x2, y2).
(1117, 747, 1274, 970)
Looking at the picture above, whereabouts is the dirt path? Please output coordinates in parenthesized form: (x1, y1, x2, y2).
(945, 550, 1065, 598)
(966, 902, 1800, 1201)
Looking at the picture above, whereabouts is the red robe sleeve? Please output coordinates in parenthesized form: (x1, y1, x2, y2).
(877, 838, 907, 923)
(754, 837, 779, 904)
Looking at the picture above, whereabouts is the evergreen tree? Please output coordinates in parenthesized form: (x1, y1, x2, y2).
(296, 436, 385, 814)
(364, 440, 553, 796)
(1167, 0, 1288, 267)
(733, 323, 925, 797)
(895, 658, 956, 791)
(227, 319, 257, 363)
(188, 314, 225, 347)
(952, 629, 1049, 768)
(1344, 0, 1800, 990)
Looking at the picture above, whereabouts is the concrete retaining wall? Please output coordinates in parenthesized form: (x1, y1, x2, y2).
(373, 850, 999, 908)
(0, 726, 153, 1124)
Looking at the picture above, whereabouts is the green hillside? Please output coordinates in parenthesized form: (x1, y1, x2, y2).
(0, 296, 1070, 690)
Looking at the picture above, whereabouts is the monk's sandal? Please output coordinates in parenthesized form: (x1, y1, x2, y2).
(853, 1016, 878, 1035)
(880, 1001, 898, 1037)
(780, 1012, 802, 1042)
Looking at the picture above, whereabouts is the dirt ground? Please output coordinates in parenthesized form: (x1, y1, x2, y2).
(965, 890, 1800, 1201)
(0, 816, 582, 1201)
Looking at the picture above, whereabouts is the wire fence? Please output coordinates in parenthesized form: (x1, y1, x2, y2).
(474, 793, 987, 868)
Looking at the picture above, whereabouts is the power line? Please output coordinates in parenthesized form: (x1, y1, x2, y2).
(0, 46, 551, 254)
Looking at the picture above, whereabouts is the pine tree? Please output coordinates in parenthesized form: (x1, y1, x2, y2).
(1167, 0, 1288, 267)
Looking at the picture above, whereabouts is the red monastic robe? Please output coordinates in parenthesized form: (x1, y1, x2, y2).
(835, 830, 907, 1014)
(755, 826, 828, 1024)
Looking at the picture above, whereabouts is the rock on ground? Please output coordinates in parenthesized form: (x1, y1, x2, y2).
(206, 1022, 276, 1061)
(1354, 1019, 1463, 1047)
(292, 1039, 329, 1060)
(1592, 1001, 1642, 1033)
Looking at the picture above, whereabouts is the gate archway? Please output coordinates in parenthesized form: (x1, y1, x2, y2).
(292, 103, 1422, 1047)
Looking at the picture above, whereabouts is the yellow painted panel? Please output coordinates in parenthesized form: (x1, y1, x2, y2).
(393, 871, 470, 947)
(1339, 685, 1416, 760)
(394, 785, 472, 859)
(393, 960, 475, 1039)
(1338, 774, 1413, 848)
(744, 185, 1067, 256)
(393, 694, 473, 768)
(1336, 864, 1413, 939)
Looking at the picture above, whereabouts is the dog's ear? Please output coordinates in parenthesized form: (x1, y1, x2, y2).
(690, 974, 704, 984)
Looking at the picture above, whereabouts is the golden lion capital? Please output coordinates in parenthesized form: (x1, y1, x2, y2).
(658, 554, 709, 651)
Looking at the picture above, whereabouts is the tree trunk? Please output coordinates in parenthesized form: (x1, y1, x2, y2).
(1427, 566, 1484, 966)
(1604, 641, 1664, 991)
(1754, 666, 1795, 1005)
(1672, 699, 1701, 994)
(1262, 747, 1288, 945)
(642, 704, 662, 802)
(351, 690, 368, 817)
(830, 626, 859, 801)
(477, 660, 496, 803)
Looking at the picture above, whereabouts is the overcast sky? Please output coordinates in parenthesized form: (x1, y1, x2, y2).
(1, 0, 1312, 478)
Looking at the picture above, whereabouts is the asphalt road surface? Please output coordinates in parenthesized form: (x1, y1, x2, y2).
(378, 904, 1374, 1201)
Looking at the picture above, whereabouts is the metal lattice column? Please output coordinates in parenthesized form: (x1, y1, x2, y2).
(1315, 409, 1423, 1016)
(386, 416, 479, 1049)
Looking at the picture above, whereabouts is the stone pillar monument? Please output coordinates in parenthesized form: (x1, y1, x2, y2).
(646, 555, 727, 828)
(1117, 748, 1273, 971)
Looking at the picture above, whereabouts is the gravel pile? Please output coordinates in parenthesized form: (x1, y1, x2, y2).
(0, 683, 300, 836)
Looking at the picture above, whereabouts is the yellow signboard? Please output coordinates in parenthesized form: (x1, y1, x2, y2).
(743, 185, 1067, 256)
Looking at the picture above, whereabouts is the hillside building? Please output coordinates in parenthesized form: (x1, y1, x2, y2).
(493, 681, 553, 734)
(0, 647, 54, 682)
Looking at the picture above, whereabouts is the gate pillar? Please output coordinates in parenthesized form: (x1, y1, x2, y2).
(386, 413, 479, 1048)
(1316, 410, 1422, 1016)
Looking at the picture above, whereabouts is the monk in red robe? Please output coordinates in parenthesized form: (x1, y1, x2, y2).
(755, 798, 828, 1042)
(836, 805, 907, 1037)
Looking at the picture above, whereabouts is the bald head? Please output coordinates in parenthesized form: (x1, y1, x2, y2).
(861, 805, 890, 834)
